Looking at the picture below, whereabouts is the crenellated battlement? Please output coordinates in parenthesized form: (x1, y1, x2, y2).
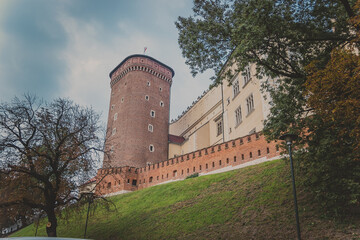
(109, 55, 174, 87)
(95, 131, 281, 195)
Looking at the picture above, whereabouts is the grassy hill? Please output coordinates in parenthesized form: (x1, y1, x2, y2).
(11, 159, 360, 239)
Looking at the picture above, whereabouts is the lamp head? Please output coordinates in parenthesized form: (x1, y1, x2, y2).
(280, 133, 298, 145)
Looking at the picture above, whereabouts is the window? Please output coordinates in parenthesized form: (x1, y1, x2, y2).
(150, 110, 155, 118)
(112, 128, 116, 136)
(206, 163, 208, 169)
(114, 113, 118, 121)
(145, 95, 149, 101)
(149, 144, 154, 152)
(233, 79, 240, 97)
(149, 177, 153, 183)
(147, 81, 151, 86)
(121, 97, 124, 103)
(216, 120, 223, 137)
(132, 180, 137, 186)
(148, 124, 153, 132)
(173, 170, 177, 177)
(160, 101, 164, 107)
(243, 65, 251, 86)
(235, 106, 242, 126)
(246, 94, 254, 115)
(111, 104, 115, 110)
(159, 87, 162, 91)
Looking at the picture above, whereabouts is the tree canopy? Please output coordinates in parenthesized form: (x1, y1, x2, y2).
(0, 95, 104, 237)
(176, 0, 358, 81)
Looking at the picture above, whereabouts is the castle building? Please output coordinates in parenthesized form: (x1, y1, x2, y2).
(168, 63, 272, 158)
(92, 54, 280, 196)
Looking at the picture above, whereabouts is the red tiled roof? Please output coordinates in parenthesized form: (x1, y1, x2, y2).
(168, 134, 185, 145)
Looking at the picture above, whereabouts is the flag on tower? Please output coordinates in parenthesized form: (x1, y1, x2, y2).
(144, 47, 147, 54)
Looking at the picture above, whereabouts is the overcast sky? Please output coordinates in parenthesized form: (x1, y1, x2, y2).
(0, 0, 213, 125)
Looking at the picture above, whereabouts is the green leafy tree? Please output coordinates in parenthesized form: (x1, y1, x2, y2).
(301, 46, 360, 215)
(0, 95, 104, 237)
(176, 0, 357, 80)
(176, 0, 360, 215)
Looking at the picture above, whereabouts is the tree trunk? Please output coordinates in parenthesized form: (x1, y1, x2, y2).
(45, 209, 57, 237)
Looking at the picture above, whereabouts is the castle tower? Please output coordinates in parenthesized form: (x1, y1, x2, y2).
(103, 54, 175, 168)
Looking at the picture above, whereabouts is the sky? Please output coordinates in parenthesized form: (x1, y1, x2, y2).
(0, 0, 214, 125)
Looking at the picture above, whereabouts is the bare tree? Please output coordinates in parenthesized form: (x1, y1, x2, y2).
(0, 95, 104, 237)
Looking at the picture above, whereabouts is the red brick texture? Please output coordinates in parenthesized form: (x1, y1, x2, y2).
(96, 132, 281, 195)
(103, 55, 173, 168)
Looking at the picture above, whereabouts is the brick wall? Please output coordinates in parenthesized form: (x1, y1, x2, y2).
(96, 132, 280, 195)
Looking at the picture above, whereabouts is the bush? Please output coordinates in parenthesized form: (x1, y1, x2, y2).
(185, 173, 199, 179)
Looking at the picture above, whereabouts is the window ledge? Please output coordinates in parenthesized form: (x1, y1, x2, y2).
(232, 91, 240, 100)
(242, 78, 252, 89)
(246, 108, 255, 117)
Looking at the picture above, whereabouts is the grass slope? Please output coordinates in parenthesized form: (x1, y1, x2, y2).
(12, 159, 360, 239)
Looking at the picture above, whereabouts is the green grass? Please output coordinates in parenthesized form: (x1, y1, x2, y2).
(11, 159, 360, 239)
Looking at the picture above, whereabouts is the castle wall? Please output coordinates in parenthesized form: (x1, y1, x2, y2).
(96, 132, 281, 194)
(96, 166, 139, 196)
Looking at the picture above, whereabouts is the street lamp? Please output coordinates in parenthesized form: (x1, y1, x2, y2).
(280, 133, 301, 240)
(83, 192, 94, 239)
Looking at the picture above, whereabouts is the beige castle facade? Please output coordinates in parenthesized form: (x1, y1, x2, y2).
(169, 63, 272, 158)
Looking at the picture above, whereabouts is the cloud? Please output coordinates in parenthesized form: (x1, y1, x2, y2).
(0, 0, 214, 123)
(0, 0, 67, 102)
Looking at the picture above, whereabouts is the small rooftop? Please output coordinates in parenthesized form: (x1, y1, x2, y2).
(168, 134, 186, 145)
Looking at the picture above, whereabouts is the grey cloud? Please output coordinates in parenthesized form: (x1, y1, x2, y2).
(0, 0, 67, 100)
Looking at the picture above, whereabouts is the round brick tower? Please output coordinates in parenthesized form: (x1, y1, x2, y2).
(103, 54, 174, 168)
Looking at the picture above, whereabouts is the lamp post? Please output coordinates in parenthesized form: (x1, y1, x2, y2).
(83, 192, 94, 239)
(280, 133, 301, 240)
